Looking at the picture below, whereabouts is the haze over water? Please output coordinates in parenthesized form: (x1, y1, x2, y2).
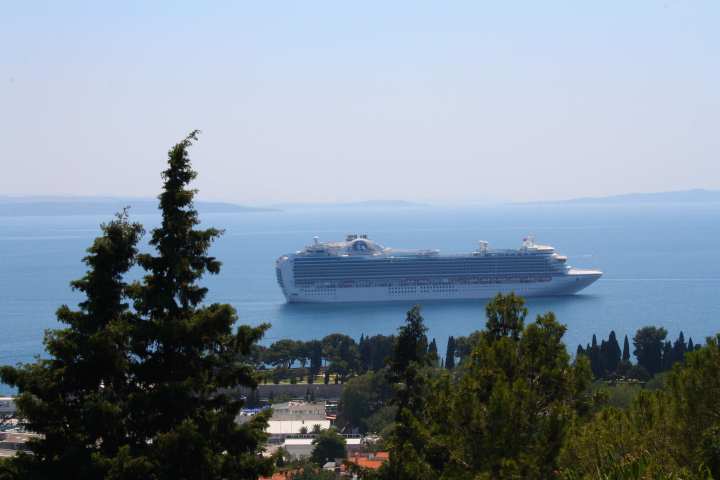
(1, 203, 719, 393)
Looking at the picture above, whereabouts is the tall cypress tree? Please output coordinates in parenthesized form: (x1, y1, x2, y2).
(622, 335, 631, 363)
(607, 331, 622, 373)
(445, 336, 456, 370)
(673, 331, 687, 365)
(428, 338, 439, 366)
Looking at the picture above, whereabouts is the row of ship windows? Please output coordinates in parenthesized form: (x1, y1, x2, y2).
(294, 262, 561, 269)
(297, 277, 554, 289)
(295, 254, 554, 263)
(295, 274, 561, 282)
(295, 271, 562, 280)
(294, 260, 557, 267)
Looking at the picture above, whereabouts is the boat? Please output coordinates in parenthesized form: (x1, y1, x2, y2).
(275, 234, 601, 303)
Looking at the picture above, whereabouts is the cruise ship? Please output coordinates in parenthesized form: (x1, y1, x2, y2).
(276, 235, 601, 303)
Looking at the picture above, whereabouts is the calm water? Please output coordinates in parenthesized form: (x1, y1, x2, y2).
(2, 204, 720, 393)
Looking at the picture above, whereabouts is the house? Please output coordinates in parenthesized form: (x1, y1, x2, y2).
(347, 451, 389, 471)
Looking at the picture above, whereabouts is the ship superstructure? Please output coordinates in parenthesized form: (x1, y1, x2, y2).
(276, 234, 601, 303)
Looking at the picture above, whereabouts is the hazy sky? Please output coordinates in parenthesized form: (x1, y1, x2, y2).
(2, 1, 719, 204)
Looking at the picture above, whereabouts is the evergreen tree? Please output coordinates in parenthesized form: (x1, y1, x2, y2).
(485, 292, 527, 341)
(688, 337, 695, 352)
(124, 131, 272, 478)
(382, 306, 434, 480)
(607, 331, 622, 373)
(1, 133, 273, 479)
(673, 331, 687, 365)
(322, 333, 359, 383)
(661, 340, 673, 372)
(310, 429, 347, 466)
(622, 334, 631, 363)
(307, 339, 323, 383)
(445, 336, 456, 370)
(359, 333, 372, 373)
(1, 212, 143, 479)
(633, 326, 668, 376)
(589, 334, 602, 378)
(422, 297, 592, 478)
(428, 338, 439, 366)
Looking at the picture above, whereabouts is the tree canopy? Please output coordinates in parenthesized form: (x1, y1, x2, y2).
(0, 132, 272, 480)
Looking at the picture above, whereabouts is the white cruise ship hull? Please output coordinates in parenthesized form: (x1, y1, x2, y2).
(276, 235, 602, 303)
(280, 270, 601, 304)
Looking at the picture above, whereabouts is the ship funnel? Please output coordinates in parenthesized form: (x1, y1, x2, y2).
(313, 236, 319, 245)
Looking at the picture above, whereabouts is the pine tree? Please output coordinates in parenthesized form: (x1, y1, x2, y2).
(382, 306, 434, 480)
(622, 335, 631, 363)
(1, 212, 143, 479)
(445, 336, 456, 370)
(117, 131, 273, 478)
(485, 292, 527, 341)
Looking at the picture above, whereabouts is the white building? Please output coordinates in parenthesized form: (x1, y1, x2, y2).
(266, 401, 330, 435)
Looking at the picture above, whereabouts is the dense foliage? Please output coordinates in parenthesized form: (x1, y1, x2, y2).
(0, 132, 272, 479)
(577, 327, 700, 380)
(310, 429, 347, 466)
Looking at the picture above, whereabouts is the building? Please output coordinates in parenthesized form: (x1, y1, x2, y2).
(266, 401, 331, 435)
(347, 451, 389, 471)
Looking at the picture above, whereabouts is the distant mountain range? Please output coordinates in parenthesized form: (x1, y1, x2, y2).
(0, 196, 275, 217)
(532, 189, 720, 205)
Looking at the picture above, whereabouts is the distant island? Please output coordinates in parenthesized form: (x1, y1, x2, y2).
(531, 188, 720, 205)
(0, 196, 276, 217)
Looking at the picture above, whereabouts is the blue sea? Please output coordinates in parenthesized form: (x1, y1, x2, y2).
(2, 204, 720, 393)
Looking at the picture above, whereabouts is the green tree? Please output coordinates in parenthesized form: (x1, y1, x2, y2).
(338, 370, 393, 434)
(0, 212, 143, 479)
(606, 330, 622, 373)
(266, 339, 301, 369)
(365, 334, 395, 372)
(560, 334, 720, 479)
(672, 331, 687, 366)
(432, 308, 592, 479)
(445, 336, 456, 370)
(322, 334, 359, 383)
(633, 326, 668, 375)
(485, 291, 527, 341)
(427, 338, 439, 366)
(119, 131, 273, 478)
(310, 429, 347, 466)
(1, 132, 274, 479)
(382, 305, 435, 480)
(622, 334, 631, 362)
(307, 339, 323, 383)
